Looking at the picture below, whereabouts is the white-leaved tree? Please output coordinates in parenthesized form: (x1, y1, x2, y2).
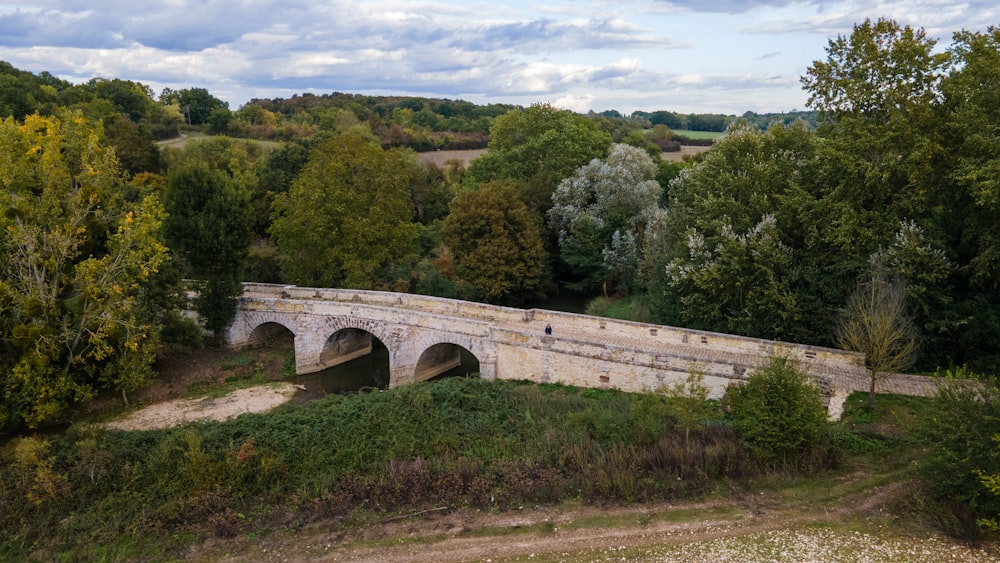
(548, 144, 661, 295)
(663, 215, 801, 339)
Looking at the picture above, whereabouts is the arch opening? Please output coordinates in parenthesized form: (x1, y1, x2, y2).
(246, 321, 294, 348)
(319, 328, 374, 367)
(415, 343, 481, 384)
(297, 329, 390, 397)
(238, 321, 296, 383)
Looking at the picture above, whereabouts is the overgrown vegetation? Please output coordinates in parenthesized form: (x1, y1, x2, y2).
(0, 370, 846, 560)
(4, 355, 999, 558)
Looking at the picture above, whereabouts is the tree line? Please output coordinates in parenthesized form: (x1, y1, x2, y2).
(0, 61, 744, 153)
(2, 19, 1000, 433)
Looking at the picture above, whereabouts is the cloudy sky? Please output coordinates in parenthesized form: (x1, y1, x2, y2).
(1, 1, 996, 115)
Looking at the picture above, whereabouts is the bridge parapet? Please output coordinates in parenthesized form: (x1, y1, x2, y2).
(526, 308, 864, 374)
(231, 283, 871, 414)
(237, 282, 864, 374)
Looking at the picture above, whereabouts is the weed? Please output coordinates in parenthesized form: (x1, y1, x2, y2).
(221, 352, 253, 370)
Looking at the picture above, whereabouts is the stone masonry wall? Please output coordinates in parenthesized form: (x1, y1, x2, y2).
(231, 284, 868, 409)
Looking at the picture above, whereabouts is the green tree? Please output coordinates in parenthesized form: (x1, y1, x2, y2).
(643, 122, 819, 341)
(171, 87, 228, 125)
(443, 182, 549, 304)
(802, 18, 949, 119)
(0, 72, 36, 120)
(465, 103, 612, 215)
(0, 112, 169, 429)
(660, 214, 800, 339)
(660, 367, 719, 450)
(939, 27, 1000, 371)
(163, 136, 268, 238)
(802, 18, 949, 279)
(86, 78, 157, 122)
(164, 163, 252, 334)
(918, 371, 1000, 533)
(102, 114, 164, 176)
(726, 356, 828, 469)
(270, 134, 419, 288)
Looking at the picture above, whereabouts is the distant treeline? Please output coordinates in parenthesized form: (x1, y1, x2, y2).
(627, 109, 819, 132)
(0, 60, 817, 153)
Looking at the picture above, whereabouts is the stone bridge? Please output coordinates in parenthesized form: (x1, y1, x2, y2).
(221, 283, 911, 416)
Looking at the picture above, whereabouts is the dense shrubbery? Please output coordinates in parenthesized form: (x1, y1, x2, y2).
(917, 371, 1000, 537)
(0, 374, 843, 558)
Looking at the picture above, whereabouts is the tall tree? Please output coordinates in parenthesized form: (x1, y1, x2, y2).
(269, 134, 419, 288)
(103, 114, 164, 176)
(548, 143, 661, 294)
(0, 112, 169, 429)
(164, 163, 252, 335)
(802, 18, 950, 257)
(643, 121, 820, 342)
(939, 27, 1000, 371)
(465, 103, 612, 215)
(443, 182, 549, 305)
(167, 87, 228, 125)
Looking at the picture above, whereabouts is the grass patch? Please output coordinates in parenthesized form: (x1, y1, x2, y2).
(221, 351, 254, 370)
(841, 391, 930, 439)
(585, 295, 654, 323)
(672, 129, 725, 141)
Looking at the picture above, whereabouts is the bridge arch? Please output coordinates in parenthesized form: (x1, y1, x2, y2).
(408, 333, 496, 384)
(228, 311, 300, 347)
(247, 321, 295, 348)
(414, 342, 480, 383)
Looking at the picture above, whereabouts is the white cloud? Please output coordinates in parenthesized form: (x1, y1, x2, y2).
(0, 0, 995, 114)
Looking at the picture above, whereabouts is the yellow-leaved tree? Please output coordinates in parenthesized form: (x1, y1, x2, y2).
(0, 111, 169, 429)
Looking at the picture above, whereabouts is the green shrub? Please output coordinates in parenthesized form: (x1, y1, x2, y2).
(725, 356, 828, 469)
(917, 377, 1000, 530)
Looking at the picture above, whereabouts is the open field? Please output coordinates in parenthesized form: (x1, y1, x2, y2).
(672, 129, 725, 140)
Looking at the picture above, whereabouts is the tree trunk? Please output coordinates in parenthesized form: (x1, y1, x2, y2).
(865, 367, 877, 413)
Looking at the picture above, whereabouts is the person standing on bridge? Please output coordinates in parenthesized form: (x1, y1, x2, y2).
(545, 323, 552, 335)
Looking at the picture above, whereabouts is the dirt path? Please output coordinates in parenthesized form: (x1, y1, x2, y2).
(192, 481, 999, 562)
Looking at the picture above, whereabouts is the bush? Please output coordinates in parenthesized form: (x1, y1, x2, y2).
(917, 375, 1000, 530)
(726, 356, 828, 469)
